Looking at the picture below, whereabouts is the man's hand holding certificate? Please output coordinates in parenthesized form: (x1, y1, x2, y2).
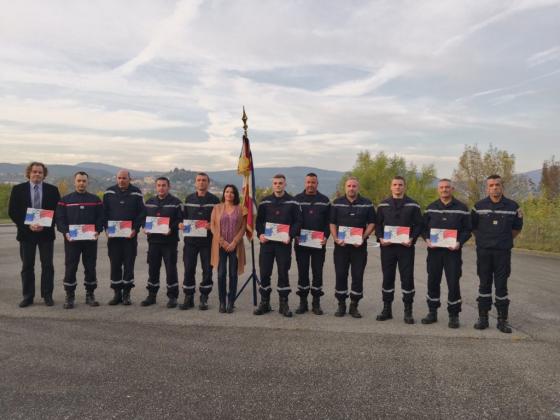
(68, 224, 97, 241)
(383, 226, 411, 245)
(338, 226, 363, 246)
(264, 222, 290, 243)
(298, 229, 324, 249)
(429, 228, 458, 249)
(24, 208, 54, 227)
(107, 220, 133, 238)
(183, 219, 208, 237)
(145, 216, 170, 234)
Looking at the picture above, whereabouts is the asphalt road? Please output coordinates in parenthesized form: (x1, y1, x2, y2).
(0, 225, 559, 419)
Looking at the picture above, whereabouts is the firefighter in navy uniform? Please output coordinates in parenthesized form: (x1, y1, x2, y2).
(293, 173, 331, 315)
(141, 177, 182, 308)
(179, 172, 220, 311)
(55, 171, 104, 309)
(421, 179, 471, 328)
(472, 174, 523, 334)
(375, 176, 423, 324)
(254, 174, 302, 317)
(103, 169, 146, 306)
(329, 176, 375, 318)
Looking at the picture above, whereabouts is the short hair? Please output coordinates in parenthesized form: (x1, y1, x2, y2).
(392, 175, 406, 185)
(438, 178, 452, 184)
(486, 174, 502, 181)
(156, 176, 170, 186)
(346, 176, 359, 184)
(74, 171, 89, 178)
(221, 184, 240, 205)
(196, 172, 210, 181)
(306, 172, 318, 178)
(25, 162, 48, 179)
(273, 174, 286, 180)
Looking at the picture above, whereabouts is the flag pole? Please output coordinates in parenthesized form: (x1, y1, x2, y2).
(235, 107, 259, 305)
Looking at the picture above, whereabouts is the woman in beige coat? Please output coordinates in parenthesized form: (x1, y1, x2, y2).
(210, 184, 247, 313)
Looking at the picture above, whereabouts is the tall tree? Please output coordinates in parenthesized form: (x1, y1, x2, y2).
(540, 156, 560, 200)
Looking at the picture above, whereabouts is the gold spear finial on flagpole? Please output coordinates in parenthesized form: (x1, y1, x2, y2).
(242, 106, 248, 137)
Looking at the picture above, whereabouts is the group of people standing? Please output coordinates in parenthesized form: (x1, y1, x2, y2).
(8, 161, 523, 334)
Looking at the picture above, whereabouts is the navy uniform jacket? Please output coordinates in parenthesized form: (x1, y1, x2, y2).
(183, 192, 220, 246)
(294, 191, 331, 239)
(9, 181, 60, 242)
(329, 194, 376, 243)
(103, 184, 146, 233)
(422, 197, 472, 247)
(375, 195, 423, 244)
(56, 191, 104, 236)
(256, 193, 302, 240)
(472, 196, 523, 250)
(144, 194, 182, 244)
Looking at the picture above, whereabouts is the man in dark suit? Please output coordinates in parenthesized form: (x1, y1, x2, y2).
(8, 162, 61, 307)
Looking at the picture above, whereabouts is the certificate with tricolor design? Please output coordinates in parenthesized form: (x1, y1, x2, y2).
(299, 229, 324, 249)
(264, 222, 290, 242)
(107, 220, 133, 238)
(383, 225, 410, 244)
(69, 224, 97, 240)
(183, 219, 208, 237)
(145, 216, 170, 234)
(338, 226, 363, 245)
(430, 228, 458, 248)
(24, 208, 54, 227)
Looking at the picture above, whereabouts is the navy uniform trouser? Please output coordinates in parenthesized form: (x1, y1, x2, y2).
(107, 237, 137, 291)
(63, 240, 98, 292)
(147, 242, 179, 298)
(19, 239, 54, 301)
(426, 248, 462, 314)
(295, 245, 325, 298)
(380, 245, 415, 304)
(259, 241, 291, 298)
(217, 249, 238, 304)
(183, 242, 213, 296)
(476, 248, 511, 311)
(333, 244, 367, 302)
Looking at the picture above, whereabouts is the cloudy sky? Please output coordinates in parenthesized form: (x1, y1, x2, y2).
(1, 0, 559, 177)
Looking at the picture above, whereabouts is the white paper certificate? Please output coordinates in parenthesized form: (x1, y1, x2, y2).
(264, 222, 290, 242)
(183, 219, 209, 237)
(107, 220, 133, 238)
(430, 228, 458, 248)
(298, 229, 324, 249)
(145, 216, 170, 234)
(383, 225, 410, 244)
(338, 226, 363, 245)
(24, 208, 54, 227)
(68, 224, 97, 240)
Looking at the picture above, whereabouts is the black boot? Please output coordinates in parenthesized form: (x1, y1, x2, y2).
(295, 296, 308, 314)
(278, 297, 293, 318)
(226, 300, 234, 314)
(179, 294, 194, 310)
(167, 297, 178, 308)
(86, 291, 100, 307)
(219, 301, 226, 313)
(421, 310, 437, 324)
(496, 307, 512, 334)
(334, 300, 346, 317)
(474, 308, 489, 330)
(122, 289, 132, 306)
(404, 302, 415, 324)
(63, 291, 75, 309)
(311, 296, 323, 315)
(140, 292, 157, 306)
(253, 297, 271, 315)
(448, 314, 460, 329)
(349, 301, 362, 319)
(376, 302, 392, 321)
(199, 294, 209, 311)
(108, 289, 122, 305)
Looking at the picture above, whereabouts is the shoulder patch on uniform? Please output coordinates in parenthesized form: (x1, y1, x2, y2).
(517, 208, 524, 218)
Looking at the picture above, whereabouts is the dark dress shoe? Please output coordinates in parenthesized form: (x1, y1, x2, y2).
(19, 299, 33, 308)
(44, 296, 54, 306)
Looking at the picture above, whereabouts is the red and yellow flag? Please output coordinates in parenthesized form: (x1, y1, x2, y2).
(238, 134, 257, 239)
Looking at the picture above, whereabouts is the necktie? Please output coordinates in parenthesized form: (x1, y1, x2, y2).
(33, 184, 40, 208)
